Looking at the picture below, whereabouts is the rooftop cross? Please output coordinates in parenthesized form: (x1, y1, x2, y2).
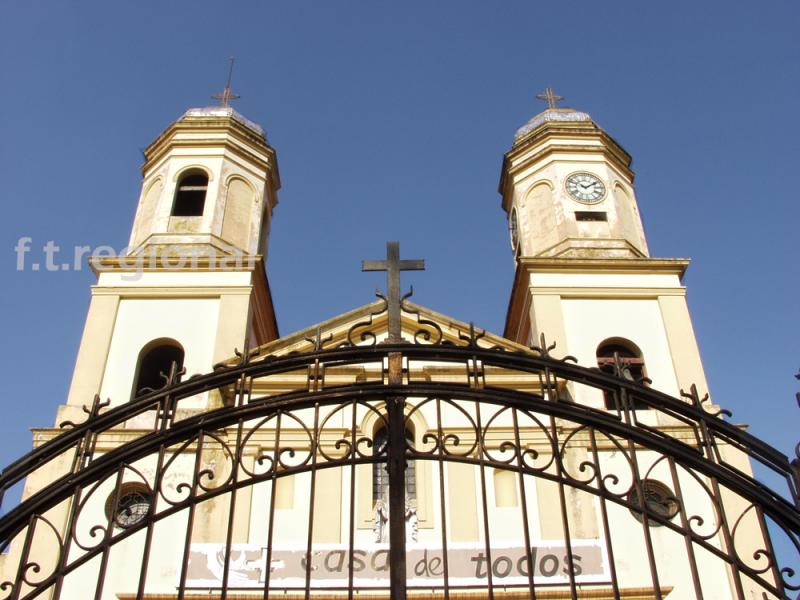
(536, 85, 564, 109)
(362, 241, 425, 343)
(212, 57, 241, 107)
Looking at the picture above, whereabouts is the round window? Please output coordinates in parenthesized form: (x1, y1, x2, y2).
(628, 479, 679, 525)
(106, 484, 152, 529)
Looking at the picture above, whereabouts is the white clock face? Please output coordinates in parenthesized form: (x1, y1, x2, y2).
(509, 208, 519, 250)
(566, 172, 606, 204)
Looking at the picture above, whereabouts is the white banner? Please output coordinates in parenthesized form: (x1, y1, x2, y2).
(186, 541, 608, 588)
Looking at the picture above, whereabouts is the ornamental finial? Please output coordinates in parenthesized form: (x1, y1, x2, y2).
(536, 85, 564, 109)
(212, 57, 241, 107)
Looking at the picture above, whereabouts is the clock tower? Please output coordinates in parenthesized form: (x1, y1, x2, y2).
(502, 89, 710, 405)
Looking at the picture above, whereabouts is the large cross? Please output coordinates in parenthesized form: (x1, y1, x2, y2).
(536, 85, 564, 109)
(212, 57, 241, 107)
(362, 241, 425, 343)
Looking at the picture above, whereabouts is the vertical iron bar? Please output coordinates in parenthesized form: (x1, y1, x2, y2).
(92, 465, 125, 600)
(754, 503, 787, 598)
(619, 390, 663, 600)
(53, 414, 103, 600)
(220, 423, 245, 599)
(693, 394, 747, 600)
(134, 445, 167, 599)
(435, 398, 450, 600)
(387, 393, 407, 599)
(474, 401, 495, 599)
(51, 487, 82, 600)
(303, 402, 321, 599)
(511, 408, 537, 599)
(262, 411, 283, 599)
(219, 375, 251, 599)
(667, 458, 705, 599)
(176, 430, 206, 600)
(544, 366, 578, 600)
(588, 429, 620, 599)
(346, 399, 358, 600)
(10, 515, 37, 600)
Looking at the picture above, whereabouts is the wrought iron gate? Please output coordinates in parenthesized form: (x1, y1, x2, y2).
(0, 313, 798, 599)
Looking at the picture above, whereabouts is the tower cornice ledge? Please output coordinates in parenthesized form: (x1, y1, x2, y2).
(517, 256, 690, 277)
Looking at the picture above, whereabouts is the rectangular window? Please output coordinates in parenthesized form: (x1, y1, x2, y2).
(493, 469, 519, 507)
(274, 476, 294, 509)
(575, 211, 607, 222)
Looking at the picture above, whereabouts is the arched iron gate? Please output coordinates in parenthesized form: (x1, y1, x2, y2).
(0, 334, 798, 599)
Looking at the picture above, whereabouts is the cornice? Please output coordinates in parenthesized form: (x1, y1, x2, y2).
(89, 254, 268, 274)
(533, 237, 648, 260)
(144, 115, 269, 158)
(141, 117, 281, 191)
(529, 287, 686, 298)
(516, 256, 690, 277)
(90, 285, 254, 297)
(513, 121, 631, 164)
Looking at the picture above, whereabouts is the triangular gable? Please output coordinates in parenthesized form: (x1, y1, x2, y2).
(228, 300, 532, 364)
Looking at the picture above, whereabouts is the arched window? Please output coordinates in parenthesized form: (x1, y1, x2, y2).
(131, 340, 184, 398)
(597, 338, 648, 409)
(372, 425, 417, 542)
(373, 426, 416, 505)
(172, 171, 208, 217)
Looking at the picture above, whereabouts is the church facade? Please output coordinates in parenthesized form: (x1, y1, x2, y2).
(0, 94, 797, 600)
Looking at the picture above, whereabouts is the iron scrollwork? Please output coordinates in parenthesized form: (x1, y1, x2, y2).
(0, 339, 797, 599)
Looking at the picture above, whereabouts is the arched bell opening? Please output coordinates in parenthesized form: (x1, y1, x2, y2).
(130, 338, 184, 399)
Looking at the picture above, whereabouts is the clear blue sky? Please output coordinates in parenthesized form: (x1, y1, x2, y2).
(0, 2, 797, 487)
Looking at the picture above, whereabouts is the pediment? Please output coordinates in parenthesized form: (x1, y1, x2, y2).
(238, 300, 531, 362)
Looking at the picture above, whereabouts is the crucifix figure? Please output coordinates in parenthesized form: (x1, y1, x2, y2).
(212, 57, 241, 107)
(536, 85, 564, 109)
(362, 241, 425, 343)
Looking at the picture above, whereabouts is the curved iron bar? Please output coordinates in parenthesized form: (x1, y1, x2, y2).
(1, 345, 797, 522)
(0, 344, 798, 598)
(0, 385, 797, 599)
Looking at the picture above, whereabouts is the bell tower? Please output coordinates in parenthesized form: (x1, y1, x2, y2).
(63, 99, 280, 415)
(502, 89, 710, 405)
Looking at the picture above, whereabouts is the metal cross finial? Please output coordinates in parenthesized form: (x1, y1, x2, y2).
(536, 85, 564, 109)
(212, 57, 241, 107)
(362, 241, 425, 343)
